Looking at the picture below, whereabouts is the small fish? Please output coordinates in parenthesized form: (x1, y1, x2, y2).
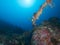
(32, 2, 47, 26)
(46, 0, 54, 8)
(46, 0, 51, 3)
(32, 13, 37, 26)
(32, 0, 54, 26)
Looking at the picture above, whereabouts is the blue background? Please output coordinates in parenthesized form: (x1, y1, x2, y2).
(0, 0, 60, 31)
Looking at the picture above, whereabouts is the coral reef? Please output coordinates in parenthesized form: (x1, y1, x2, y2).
(0, 17, 60, 45)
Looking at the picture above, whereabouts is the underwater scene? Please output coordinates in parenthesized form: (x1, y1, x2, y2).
(0, 0, 60, 45)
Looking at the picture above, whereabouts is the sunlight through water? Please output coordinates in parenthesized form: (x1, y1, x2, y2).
(17, 0, 36, 8)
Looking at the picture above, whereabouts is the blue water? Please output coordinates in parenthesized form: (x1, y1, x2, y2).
(0, 0, 60, 30)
